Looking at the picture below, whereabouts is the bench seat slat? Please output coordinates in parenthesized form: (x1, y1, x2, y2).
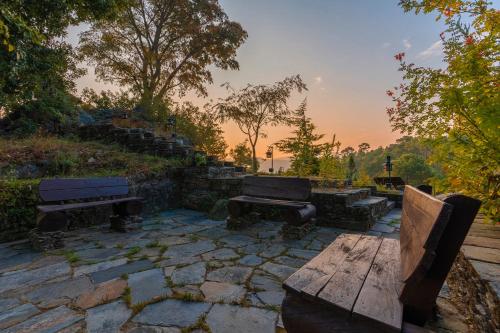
(353, 238, 403, 332)
(242, 176, 311, 201)
(283, 234, 362, 294)
(39, 185, 130, 202)
(317, 236, 383, 315)
(37, 197, 142, 213)
(230, 195, 310, 209)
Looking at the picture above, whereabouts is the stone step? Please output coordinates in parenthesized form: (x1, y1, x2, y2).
(386, 200, 396, 211)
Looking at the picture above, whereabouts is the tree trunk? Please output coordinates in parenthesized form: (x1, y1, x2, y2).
(251, 144, 258, 173)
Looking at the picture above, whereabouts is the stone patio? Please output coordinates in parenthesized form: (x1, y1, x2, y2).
(0, 208, 477, 332)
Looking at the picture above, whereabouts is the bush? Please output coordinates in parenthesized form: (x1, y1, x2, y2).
(0, 179, 40, 242)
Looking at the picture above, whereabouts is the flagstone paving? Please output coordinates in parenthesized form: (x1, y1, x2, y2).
(0, 208, 402, 332)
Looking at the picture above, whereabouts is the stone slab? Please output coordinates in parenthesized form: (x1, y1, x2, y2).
(163, 240, 216, 258)
(206, 266, 252, 284)
(218, 235, 257, 248)
(259, 245, 287, 258)
(0, 303, 40, 329)
(370, 223, 395, 233)
(273, 256, 308, 268)
(238, 255, 263, 266)
(286, 248, 320, 260)
(260, 262, 296, 280)
(74, 258, 128, 277)
(75, 248, 122, 262)
(256, 291, 285, 306)
(206, 304, 278, 333)
(26, 276, 94, 306)
(86, 300, 131, 333)
(2, 305, 83, 333)
(462, 245, 500, 264)
(0, 298, 20, 313)
(250, 274, 282, 292)
(129, 269, 172, 305)
(90, 259, 154, 284)
(132, 299, 211, 327)
(171, 262, 206, 285)
(200, 281, 245, 303)
(0, 262, 71, 294)
(201, 248, 239, 261)
(75, 278, 127, 309)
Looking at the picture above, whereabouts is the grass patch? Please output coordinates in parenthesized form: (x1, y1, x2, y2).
(171, 291, 204, 303)
(181, 314, 211, 333)
(146, 241, 160, 248)
(64, 250, 80, 264)
(126, 246, 141, 259)
(165, 276, 174, 288)
(121, 273, 129, 280)
(122, 287, 132, 306)
(0, 136, 184, 180)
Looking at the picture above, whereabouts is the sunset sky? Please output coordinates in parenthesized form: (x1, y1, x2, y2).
(69, 0, 454, 169)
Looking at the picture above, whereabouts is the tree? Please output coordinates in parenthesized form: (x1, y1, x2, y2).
(173, 102, 227, 159)
(275, 99, 324, 177)
(217, 75, 307, 172)
(358, 142, 371, 153)
(0, 0, 124, 135)
(394, 153, 433, 185)
(341, 146, 355, 157)
(347, 154, 356, 181)
(79, 0, 247, 120)
(230, 141, 255, 169)
(80, 88, 136, 111)
(318, 134, 346, 179)
(389, 0, 499, 219)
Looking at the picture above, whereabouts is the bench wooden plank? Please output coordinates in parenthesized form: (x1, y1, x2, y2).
(353, 238, 403, 332)
(464, 235, 500, 250)
(39, 178, 129, 202)
(317, 236, 383, 315)
(37, 197, 142, 213)
(400, 186, 453, 283)
(283, 234, 362, 294)
(39, 177, 128, 190)
(400, 191, 481, 325)
(242, 176, 311, 201)
(40, 186, 130, 202)
(230, 195, 309, 208)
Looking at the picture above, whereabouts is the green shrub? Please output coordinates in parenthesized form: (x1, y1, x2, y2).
(0, 179, 40, 241)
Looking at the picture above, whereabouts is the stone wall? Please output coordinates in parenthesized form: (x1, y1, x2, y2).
(181, 167, 243, 212)
(78, 124, 194, 158)
(447, 252, 499, 333)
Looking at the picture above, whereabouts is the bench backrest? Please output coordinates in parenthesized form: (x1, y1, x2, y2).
(373, 176, 405, 186)
(399, 186, 481, 324)
(242, 176, 311, 201)
(39, 177, 129, 202)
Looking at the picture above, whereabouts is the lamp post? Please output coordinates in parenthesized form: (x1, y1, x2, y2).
(266, 146, 274, 174)
(167, 115, 177, 137)
(384, 155, 393, 189)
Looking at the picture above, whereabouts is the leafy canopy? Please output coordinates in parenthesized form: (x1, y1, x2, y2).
(389, 0, 499, 218)
(216, 75, 307, 172)
(79, 0, 247, 120)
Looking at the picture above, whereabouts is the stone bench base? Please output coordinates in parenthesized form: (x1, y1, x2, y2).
(226, 212, 261, 230)
(110, 215, 143, 232)
(29, 228, 65, 251)
(281, 220, 315, 240)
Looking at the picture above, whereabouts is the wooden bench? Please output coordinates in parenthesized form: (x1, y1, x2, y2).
(282, 185, 481, 332)
(32, 177, 143, 250)
(227, 176, 316, 239)
(374, 177, 406, 190)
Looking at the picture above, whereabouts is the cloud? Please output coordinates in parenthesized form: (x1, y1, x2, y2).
(314, 76, 323, 84)
(417, 40, 443, 59)
(403, 39, 412, 50)
(382, 42, 391, 48)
